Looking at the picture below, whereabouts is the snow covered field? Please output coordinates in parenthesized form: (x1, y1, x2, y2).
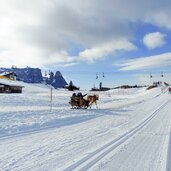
(0, 81, 171, 171)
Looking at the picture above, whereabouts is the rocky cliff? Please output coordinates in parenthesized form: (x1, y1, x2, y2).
(46, 71, 68, 88)
(13, 67, 43, 83)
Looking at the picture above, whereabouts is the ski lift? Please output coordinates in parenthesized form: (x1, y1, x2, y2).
(102, 72, 105, 77)
(96, 73, 98, 79)
(161, 72, 164, 77)
(150, 73, 152, 78)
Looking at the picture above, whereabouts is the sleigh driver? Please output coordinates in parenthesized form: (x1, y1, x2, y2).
(70, 92, 88, 108)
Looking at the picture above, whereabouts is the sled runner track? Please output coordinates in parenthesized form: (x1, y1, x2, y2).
(64, 99, 171, 171)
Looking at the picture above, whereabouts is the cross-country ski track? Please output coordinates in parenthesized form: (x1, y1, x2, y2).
(64, 99, 171, 171)
(0, 83, 171, 171)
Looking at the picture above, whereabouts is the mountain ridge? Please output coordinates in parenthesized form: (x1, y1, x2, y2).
(0, 67, 68, 88)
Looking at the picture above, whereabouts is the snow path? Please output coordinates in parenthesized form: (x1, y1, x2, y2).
(167, 131, 171, 171)
(0, 88, 162, 139)
(0, 85, 171, 171)
(92, 97, 171, 171)
(64, 99, 171, 171)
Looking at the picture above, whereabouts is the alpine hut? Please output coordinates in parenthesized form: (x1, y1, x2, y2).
(0, 79, 24, 93)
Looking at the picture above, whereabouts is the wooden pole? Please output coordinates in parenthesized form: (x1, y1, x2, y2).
(50, 88, 52, 112)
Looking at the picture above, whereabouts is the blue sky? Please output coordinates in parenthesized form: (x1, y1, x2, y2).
(0, 0, 171, 89)
(59, 22, 171, 89)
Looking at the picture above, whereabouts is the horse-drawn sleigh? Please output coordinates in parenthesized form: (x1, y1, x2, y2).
(69, 92, 99, 109)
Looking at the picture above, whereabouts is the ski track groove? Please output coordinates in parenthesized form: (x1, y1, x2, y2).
(64, 99, 171, 171)
(108, 102, 170, 171)
(167, 131, 171, 171)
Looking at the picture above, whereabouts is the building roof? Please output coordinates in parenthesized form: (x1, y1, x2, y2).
(0, 79, 24, 87)
(0, 71, 14, 76)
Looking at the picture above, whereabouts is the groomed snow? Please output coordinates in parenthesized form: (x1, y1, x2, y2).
(0, 81, 171, 171)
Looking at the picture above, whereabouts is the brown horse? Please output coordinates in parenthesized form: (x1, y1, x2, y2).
(87, 94, 99, 108)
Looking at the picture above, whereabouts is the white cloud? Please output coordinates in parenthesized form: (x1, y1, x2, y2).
(145, 11, 171, 30)
(55, 62, 79, 68)
(0, 0, 171, 68)
(117, 52, 171, 71)
(143, 32, 166, 49)
(79, 39, 136, 63)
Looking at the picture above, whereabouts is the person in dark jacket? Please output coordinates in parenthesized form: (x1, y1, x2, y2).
(77, 92, 87, 106)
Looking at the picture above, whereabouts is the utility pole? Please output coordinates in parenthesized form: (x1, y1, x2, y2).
(50, 88, 53, 112)
(150, 73, 153, 85)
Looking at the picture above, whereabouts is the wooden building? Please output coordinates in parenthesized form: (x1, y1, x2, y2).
(91, 82, 110, 91)
(0, 82, 24, 93)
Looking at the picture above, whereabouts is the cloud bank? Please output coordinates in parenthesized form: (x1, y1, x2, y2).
(0, 0, 171, 68)
(118, 52, 171, 71)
